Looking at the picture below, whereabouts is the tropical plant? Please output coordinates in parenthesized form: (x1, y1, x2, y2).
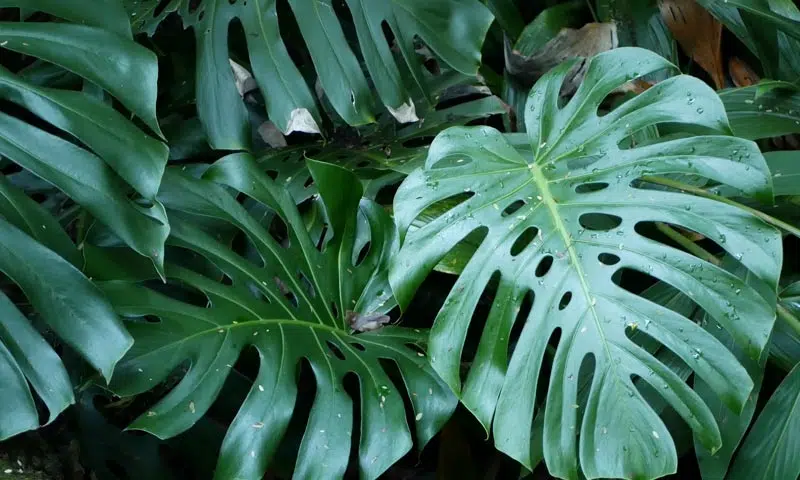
(84, 157, 455, 479)
(124, 0, 494, 147)
(390, 47, 782, 479)
(3, 1, 800, 479)
(0, 0, 167, 440)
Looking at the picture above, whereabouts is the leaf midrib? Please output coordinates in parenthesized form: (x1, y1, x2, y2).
(527, 162, 616, 367)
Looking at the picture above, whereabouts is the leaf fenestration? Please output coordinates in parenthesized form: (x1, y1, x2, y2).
(390, 47, 781, 480)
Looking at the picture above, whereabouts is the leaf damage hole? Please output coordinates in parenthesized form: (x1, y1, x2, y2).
(234, 230, 266, 268)
(573, 353, 597, 416)
(274, 358, 316, 459)
(598, 253, 620, 265)
(326, 340, 346, 360)
(342, 370, 361, 468)
(613, 268, 660, 296)
(404, 342, 426, 357)
(534, 328, 563, 406)
(316, 224, 329, 252)
(535, 255, 554, 277)
(575, 182, 609, 194)
(579, 213, 622, 231)
(558, 291, 572, 310)
(350, 342, 366, 352)
(510, 226, 539, 256)
(502, 199, 526, 217)
(268, 214, 291, 248)
(416, 192, 474, 225)
(144, 278, 211, 308)
(353, 241, 371, 267)
(153, 0, 174, 17)
(634, 221, 723, 261)
(297, 271, 315, 298)
(508, 289, 534, 358)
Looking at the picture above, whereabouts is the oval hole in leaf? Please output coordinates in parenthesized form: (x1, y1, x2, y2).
(567, 154, 603, 170)
(297, 271, 315, 298)
(575, 182, 609, 194)
(558, 291, 572, 310)
(326, 341, 346, 360)
(268, 214, 291, 248)
(153, 0, 175, 16)
(535, 255, 554, 277)
(508, 289, 534, 358)
(350, 342, 366, 352)
(417, 192, 474, 224)
(342, 371, 362, 464)
(510, 227, 539, 256)
(353, 241, 371, 267)
(404, 343, 425, 356)
(502, 200, 526, 217)
(579, 213, 622, 231)
(534, 328, 563, 405)
(598, 253, 621, 265)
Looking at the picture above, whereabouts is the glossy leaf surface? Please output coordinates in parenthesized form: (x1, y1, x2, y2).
(124, 0, 493, 147)
(391, 48, 781, 479)
(92, 156, 456, 480)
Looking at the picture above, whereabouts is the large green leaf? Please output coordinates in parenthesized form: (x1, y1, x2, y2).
(693, 259, 767, 480)
(0, 10, 169, 271)
(0, 177, 133, 440)
(0, 0, 132, 38)
(774, 281, 800, 371)
(720, 85, 800, 140)
(728, 361, 800, 480)
(390, 48, 781, 479)
(124, 0, 493, 148)
(88, 156, 456, 479)
(0, 22, 162, 135)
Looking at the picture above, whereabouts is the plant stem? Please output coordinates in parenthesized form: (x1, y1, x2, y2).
(641, 176, 800, 238)
(585, 0, 598, 21)
(655, 222, 721, 266)
(777, 303, 800, 338)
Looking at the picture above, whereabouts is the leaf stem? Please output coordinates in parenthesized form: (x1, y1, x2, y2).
(777, 303, 800, 338)
(585, 0, 598, 21)
(655, 222, 721, 266)
(641, 176, 800, 238)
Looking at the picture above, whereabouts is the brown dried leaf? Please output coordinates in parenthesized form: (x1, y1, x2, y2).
(659, 0, 725, 89)
(505, 23, 618, 96)
(729, 56, 761, 87)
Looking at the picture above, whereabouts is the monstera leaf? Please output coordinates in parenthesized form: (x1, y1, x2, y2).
(390, 48, 782, 479)
(0, 175, 132, 440)
(88, 156, 456, 479)
(0, 0, 169, 439)
(123, 0, 493, 148)
(0, 0, 169, 272)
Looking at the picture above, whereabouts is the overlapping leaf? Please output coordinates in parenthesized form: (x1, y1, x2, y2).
(0, 0, 168, 440)
(89, 156, 456, 480)
(0, 1, 169, 272)
(390, 48, 781, 479)
(0, 176, 132, 440)
(123, 0, 493, 148)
